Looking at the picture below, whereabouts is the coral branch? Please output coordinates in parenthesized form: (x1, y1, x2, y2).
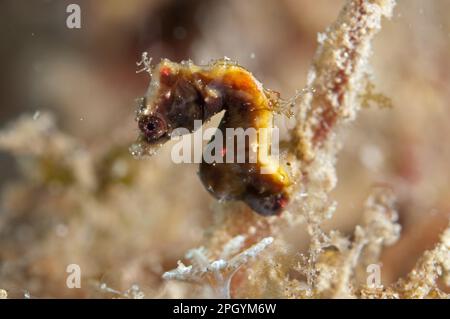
(162, 236, 274, 298)
(282, 0, 397, 292)
(298, 187, 401, 298)
(394, 224, 450, 298)
(292, 0, 396, 162)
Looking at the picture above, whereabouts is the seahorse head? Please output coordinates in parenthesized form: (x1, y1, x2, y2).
(132, 59, 205, 156)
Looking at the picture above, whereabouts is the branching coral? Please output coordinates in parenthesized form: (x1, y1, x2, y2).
(301, 187, 401, 298)
(356, 221, 450, 299)
(293, 0, 396, 160)
(288, 0, 397, 232)
(97, 282, 145, 299)
(392, 225, 450, 298)
(286, 0, 402, 295)
(162, 236, 274, 298)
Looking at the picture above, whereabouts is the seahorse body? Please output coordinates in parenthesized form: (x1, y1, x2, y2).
(134, 58, 291, 216)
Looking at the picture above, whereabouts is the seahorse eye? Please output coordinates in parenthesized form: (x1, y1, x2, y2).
(138, 115, 167, 142)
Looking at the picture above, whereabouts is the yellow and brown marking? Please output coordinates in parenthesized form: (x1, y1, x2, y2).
(133, 59, 291, 216)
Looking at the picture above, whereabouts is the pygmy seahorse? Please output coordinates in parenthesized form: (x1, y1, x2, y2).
(131, 58, 292, 216)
